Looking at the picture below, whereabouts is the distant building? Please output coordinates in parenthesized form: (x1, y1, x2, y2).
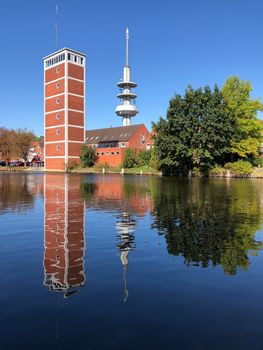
(43, 48, 86, 171)
(85, 124, 152, 166)
(28, 138, 44, 161)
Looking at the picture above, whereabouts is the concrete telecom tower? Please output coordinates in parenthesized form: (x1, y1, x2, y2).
(115, 28, 138, 126)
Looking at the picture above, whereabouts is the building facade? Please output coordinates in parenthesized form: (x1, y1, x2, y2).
(43, 48, 86, 171)
(85, 124, 152, 167)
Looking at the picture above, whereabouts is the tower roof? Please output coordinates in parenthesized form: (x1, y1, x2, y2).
(43, 47, 86, 60)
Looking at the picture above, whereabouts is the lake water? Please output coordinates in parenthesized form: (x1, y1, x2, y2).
(0, 173, 263, 350)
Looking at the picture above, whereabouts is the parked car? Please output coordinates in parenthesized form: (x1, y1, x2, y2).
(0, 160, 6, 166)
(9, 160, 24, 167)
(30, 156, 44, 167)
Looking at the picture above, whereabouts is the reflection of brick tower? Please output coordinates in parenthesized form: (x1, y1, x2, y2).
(44, 174, 85, 297)
(44, 49, 85, 171)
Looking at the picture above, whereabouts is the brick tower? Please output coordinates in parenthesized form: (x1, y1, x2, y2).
(43, 48, 85, 171)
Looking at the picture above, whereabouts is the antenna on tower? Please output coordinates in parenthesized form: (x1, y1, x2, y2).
(55, 4, 59, 49)
(126, 27, 129, 66)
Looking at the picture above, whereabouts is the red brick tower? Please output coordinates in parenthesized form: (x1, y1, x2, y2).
(43, 48, 86, 171)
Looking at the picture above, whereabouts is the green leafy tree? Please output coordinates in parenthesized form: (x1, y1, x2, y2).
(222, 76, 263, 158)
(122, 148, 138, 168)
(80, 144, 96, 167)
(153, 85, 235, 175)
(138, 150, 151, 166)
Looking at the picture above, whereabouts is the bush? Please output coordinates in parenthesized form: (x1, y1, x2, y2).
(96, 162, 110, 171)
(138, 150, 151, 166)
(66, 161, 78, 172)
(80, 145, 96, 167)
(251, 157, 263, 168)
(209, 166, 226, 177)
(225, 160, 253, 177)
(122, 148, 138, 168)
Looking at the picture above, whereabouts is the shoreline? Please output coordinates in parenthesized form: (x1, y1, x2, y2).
(1, 166, 263, 178)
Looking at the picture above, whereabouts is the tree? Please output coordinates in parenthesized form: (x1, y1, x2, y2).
(122, 148, 138, 168)
(138, 150, 151, 166)
(80, 144, 96, 167)
(14, 128, 35, 161)
(153, 85, 235, 175)
(222, 76, 263, 159)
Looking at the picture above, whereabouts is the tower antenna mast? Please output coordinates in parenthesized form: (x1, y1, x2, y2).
(126, 27, 129, 66)
(55, 4, 59, 49)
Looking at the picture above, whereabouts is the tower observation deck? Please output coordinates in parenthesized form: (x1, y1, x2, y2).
(115, 28, 138, 126)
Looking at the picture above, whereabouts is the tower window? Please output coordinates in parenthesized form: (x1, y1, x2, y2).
(56, 98, 60, 104)
(56, 145, 60, 150)
(56, 129, 60, 135)
(56, 82, 60, 88)
(56, 67, 60, 73)
(56, 114, 60, 120)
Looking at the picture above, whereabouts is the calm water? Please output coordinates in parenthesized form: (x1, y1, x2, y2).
(0, 173, 263, 350)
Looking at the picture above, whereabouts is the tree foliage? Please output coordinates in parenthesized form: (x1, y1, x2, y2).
(153, 85, 235, 175)
(122, 148, 138, 168)
(0, 127, 35, 161)
(138, 150, 152, 166)
(15, 128, 35, 161)
(80, 144, 96, 167)
(222, 76, 263, 158)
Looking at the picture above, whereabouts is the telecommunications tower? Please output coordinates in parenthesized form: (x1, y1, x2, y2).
(115, 28, 138, 126)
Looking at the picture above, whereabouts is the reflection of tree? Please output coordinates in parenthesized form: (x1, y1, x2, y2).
(80, 182, 98, 200)
(151, 178, 263, 275)
(0, 174, 35, 213)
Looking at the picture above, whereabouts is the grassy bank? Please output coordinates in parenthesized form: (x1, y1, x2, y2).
(69, 164, 162, 175)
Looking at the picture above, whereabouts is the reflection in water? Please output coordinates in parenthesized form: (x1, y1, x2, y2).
(0, 173, 43, 213)
(151, 178, 263, 274)
(116, 212, 136, 303)
(43, 174, 85, 297)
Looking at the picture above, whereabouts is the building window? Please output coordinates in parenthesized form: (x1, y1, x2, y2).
(56, 67, 60, 73)
(146, 143, 151, 150)
(101, 152, 104, 155)
(56, 145, 60, 150)
(56, 82, 60, 88)
(111, 152, 114, 155)
(56, 98, 60, 104)
(56, 113, 60, 120)
(141, 134, 145, 143)
(106, 152, 109, 155)
(121, 143, 126, 148)
(96, 152, 100, 155)
(56, 129, 60, 135)
(117, 151, 120, 155)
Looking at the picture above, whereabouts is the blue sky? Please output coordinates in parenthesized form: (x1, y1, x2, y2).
(0, 0, 262, 136)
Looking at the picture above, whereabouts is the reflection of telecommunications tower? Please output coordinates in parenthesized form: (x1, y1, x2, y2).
(115, 28, 139, 126)
(116, 212, 136, 303)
